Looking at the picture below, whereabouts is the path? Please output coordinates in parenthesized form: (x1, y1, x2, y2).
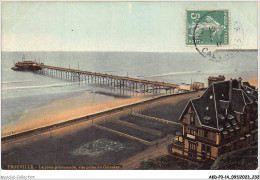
(120, 134, 174, 169)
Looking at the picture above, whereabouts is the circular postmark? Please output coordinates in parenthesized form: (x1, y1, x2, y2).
(192, 11, 244, 62)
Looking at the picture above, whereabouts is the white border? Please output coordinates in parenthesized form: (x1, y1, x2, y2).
(1, 170, 259, 180)
(0, 1, 259, 180)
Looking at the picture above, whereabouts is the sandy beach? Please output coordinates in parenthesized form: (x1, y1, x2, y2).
(247, 77, 258, 88)
(2, 92, 151, 136)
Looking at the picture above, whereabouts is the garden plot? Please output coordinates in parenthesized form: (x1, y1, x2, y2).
(2, 126, 148, 167)
(100, 121, 161, 142)
(140, 98, 190, 121)
(120, 115, 181, 135)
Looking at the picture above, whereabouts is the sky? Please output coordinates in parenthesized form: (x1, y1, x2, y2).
(2, 1, 258, 52)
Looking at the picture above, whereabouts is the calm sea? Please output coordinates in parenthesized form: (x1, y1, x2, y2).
(1, 51, 257, 133)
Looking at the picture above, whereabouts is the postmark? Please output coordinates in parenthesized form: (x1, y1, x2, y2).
(186, 10, 244, 62)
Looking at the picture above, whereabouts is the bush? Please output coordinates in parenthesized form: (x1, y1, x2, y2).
(211, 146, 258, 170)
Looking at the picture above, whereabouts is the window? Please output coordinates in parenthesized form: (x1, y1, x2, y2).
(203, 130, 208, 138)
(188, 142, 197, 159)
(189, 142, 197, 151)
(190, 114, 195, 125)
(210, 95, 213, 99)
(213, 133, 216, 141)
(207, 146, 211, 152)
(206, 106, 209, 110)
(190, 129, 196, 136)
(202, 144, 205, 151)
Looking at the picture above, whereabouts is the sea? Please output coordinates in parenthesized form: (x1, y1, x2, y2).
(1, 51, 258, 136)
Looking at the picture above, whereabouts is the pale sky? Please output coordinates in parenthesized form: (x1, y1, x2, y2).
(2, 1, 258, 52)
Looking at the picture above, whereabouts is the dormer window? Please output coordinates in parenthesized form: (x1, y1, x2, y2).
(227, 114, 234, 120)
(222, 131, 228, 135)
(218, 114, 225, 120)
(228, 128, 234, 133)
(203, 116, 211, 123)
(222, 94, 225, 97)
(225, 122, 231, 128)
(206, 107, 209, 110)
(219, 125, 224, 131)
(219, 100, 229, 109)
(231, 119, 237, 126)
(210, 95, 213, 99)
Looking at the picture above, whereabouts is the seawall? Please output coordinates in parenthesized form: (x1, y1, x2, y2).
(2, 91, 202, 143)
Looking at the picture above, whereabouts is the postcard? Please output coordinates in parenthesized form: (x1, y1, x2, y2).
(1, 1, 258, 180)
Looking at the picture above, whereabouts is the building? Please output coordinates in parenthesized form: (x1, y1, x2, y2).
(11, 61, 43, 71)
(192, 82, 204, 91)
(168, 78, 258, 163)
(179, 83, 191, 91)
(208, 75, 225, 87)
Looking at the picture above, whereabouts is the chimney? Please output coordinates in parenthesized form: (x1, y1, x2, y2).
(229, 78, 233, 104)
(238, 77, 242, 89)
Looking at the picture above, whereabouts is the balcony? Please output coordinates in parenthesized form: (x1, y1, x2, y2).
(168, 138, 183, 152)
(168, 142, 182, 153)
(185, 133, 216, 146)
(196, 136, 216, 146)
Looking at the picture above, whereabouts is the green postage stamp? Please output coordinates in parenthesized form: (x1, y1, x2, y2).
(186, 10, 229, 46)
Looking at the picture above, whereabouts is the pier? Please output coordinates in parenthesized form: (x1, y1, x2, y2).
(34, 63, 182, 94)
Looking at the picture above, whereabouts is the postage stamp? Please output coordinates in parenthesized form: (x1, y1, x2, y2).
(186, 10, 229, 46)
(186, 9, 244, 62)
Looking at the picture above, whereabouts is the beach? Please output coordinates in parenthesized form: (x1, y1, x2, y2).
(247, 77, 258, 88)
(2, 91, 151, 136)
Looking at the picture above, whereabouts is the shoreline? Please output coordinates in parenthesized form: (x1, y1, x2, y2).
(1, 91, 151, 137)
(1, 91, 200, 142)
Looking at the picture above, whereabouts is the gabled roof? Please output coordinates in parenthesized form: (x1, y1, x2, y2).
(179, 79, 256, 132)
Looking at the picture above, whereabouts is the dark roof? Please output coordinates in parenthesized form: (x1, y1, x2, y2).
(242, 81, 256, 90)
(179, 79, 256, 131)
(242, 81, 250, 86)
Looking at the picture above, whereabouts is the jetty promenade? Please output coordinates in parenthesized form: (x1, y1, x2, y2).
(37, 63, 181, 94)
